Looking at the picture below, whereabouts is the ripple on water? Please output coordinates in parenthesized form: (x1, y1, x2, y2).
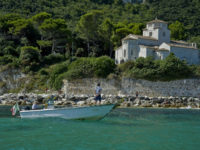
(1, 107, 200, 150)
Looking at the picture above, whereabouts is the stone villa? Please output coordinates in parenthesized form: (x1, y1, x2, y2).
(115, 19, 200, 65)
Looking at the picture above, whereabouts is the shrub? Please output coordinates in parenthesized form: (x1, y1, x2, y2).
(39, 68, 49, 76)
(94, 56, 116, 78)
(0, 55, 13, 65)
(65, 56, 116, 80)
(3, 46, 18, 57)
(66, 57, 95, 79)
(49, 62, 69, 89)
(121, 53, 193, 81)
(43, 53, 65, 66)
(159, 53, 192, 80)
(20, 46, 40, 66)
(118, 60, 135, 72)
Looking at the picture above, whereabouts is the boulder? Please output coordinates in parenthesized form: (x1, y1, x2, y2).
(26, 101, 32, 105)
(77, 101, 85, 106)
(54, 101, 63, 105)
(101, 100, 107, 105)
(134, 98, 141, 105)
(187, 97, 194, 102)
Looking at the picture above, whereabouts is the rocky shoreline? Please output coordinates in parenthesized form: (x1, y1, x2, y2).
(0, 93, 200, 109)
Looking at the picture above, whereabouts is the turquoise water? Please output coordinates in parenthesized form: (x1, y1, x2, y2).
(1, 107, 200, 150)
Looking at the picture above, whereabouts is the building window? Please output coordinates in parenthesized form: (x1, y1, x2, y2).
(124, 49, 126, 57)
(149, 32, 152, 36)
(163, 32, 165, 37)
(131, 49, 133, 55)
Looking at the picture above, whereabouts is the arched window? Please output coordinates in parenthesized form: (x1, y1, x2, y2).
(124, 49, 126, 57)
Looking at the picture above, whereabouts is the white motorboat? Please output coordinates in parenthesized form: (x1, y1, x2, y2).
(19, 104, 115, 120)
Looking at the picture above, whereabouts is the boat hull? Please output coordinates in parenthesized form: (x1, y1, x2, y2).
(20, 104, 115, 120)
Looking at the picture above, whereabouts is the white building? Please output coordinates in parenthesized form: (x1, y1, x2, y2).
(123, 0, 145, 3)
(115, 19, 200, 65)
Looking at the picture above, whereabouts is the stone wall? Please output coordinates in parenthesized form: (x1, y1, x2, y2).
(63, 78, 200, 97)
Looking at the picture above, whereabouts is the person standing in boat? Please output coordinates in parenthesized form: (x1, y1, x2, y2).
(95, 83, 102, 104)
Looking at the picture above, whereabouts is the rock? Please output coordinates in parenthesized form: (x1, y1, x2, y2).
(123, 102, 132, 107)
(37, 96, 44, 102)
(89, 100, 96, 105)
(69, 96, 76, 101)
(26, 101, 32, 105)
(101, 100, 107, 105)
(129, 96, 136, 101)
(139, 96, 145, 100)
(1, 100, 7, 105)
(54, 101, 63, 105)
(77, 101, 85, 106)
(187, 97, 194, 102)
(115, 96, 121, 100)
(141, 102, 152, 107)
(144, 96, 150, 100)
(63, 101, 75, 106)
(134, 98, 141, 105)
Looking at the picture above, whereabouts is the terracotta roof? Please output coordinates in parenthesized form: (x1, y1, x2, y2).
(139, 45, 169, 51)
(139, 45, 158, 49)
(122, 34, 158, 41)
(168, 43, 198, 49)
(147, 19, 168, 24)
(156, 48, 169, 51)
(171, 40, 189, 44)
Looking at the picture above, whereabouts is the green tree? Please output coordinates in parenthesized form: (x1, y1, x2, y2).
(100, 18, 114, 57)
(40, 18, 71, 53)
(169, 21, 187, 40)
(8, 19, 39, 44)
(0, 13, 21, 36)
(77, 10, 103, 55)
(20, 46, 40, 66)
(32, 12, 52, 26)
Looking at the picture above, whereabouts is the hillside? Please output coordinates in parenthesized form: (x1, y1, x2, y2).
(0, 0, 200, 93)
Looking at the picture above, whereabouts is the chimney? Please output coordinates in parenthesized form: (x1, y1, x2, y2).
(192, 43, 197, 49)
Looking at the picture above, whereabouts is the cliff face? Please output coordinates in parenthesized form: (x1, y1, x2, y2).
(0, 67, 26, 95)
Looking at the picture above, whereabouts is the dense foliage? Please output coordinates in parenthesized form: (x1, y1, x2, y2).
(0, 0, 200, 91)
(1, 0, 200, 58)
(118, 53, 193, 81)
(38, 56, 115, 90)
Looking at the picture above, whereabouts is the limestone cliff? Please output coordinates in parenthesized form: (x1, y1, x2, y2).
(0, 66, 27, 95)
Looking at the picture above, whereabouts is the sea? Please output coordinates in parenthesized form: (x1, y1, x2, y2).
(0, 106, 200, 150)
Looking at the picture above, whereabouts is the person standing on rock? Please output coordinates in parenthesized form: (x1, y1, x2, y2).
(136, 91, 139, 98)
(95, 83, 102, 105)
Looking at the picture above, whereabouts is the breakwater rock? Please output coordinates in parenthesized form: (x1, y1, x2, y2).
(0, 93, 200, 109)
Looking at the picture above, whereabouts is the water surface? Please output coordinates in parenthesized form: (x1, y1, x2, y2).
(0, 107, 200, 150)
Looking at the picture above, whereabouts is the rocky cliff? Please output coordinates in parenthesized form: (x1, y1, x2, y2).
(0, 66, 26, 95)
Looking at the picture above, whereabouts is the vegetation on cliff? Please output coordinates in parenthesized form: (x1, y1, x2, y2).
(0, 0, 200, 92)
